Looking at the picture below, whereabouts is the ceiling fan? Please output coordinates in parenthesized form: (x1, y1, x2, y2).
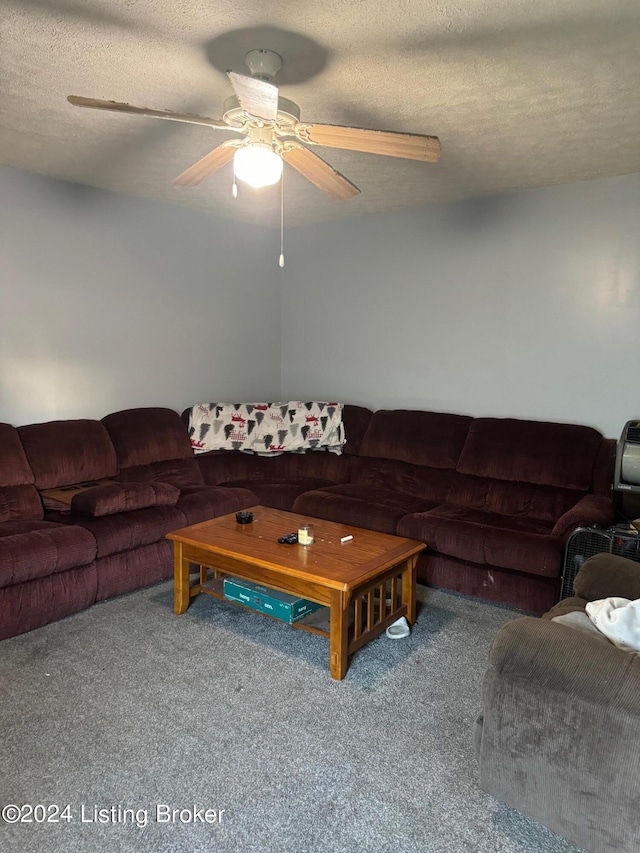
(67, 49, 441, 200)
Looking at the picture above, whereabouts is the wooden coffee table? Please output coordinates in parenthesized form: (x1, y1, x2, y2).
(168, 506, 425, 680)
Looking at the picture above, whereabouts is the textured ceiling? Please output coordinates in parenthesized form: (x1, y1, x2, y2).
(3, 1, 640, 228)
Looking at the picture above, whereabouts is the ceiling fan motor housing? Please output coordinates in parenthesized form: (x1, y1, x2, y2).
(244, 49, 282, 81)
(222, 95, 300, 130)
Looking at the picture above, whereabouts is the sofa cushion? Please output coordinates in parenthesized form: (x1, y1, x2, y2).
(292, 485, 438, 535)
(446, 473, 585, 523)
(46, 506, 185, 559)
(117, 460, 204, 489)
(194, 450, 255, 485)
(70, 482, 180, 517)
(359, 410, 472, 468)
(0, 521, 97, 587)
(397, 505, 561, 577)
(18, 420, 118, 489)
(222, 478, 334, 512)
(102, 407, 195, 468)
(0, 423, 43, 522)
(175, 486, 258, 526)
(103, 407, 205, 488)
(350, 457, 455, 502)
(196, 448, 351, 488)
(456, 418, 603, 490)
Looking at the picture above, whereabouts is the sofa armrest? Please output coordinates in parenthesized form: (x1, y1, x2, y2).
(551, 493, 614, 537)
(573, 552, 640, 602)
(487, 614, 638, 700)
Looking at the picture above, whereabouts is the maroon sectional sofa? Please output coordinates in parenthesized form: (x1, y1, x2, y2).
(0, 411, 256, 640)
(0, 403, 615, 641)
(194, 406, 615, 614)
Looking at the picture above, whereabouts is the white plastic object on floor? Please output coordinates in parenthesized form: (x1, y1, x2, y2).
(386, 616, 411, 639)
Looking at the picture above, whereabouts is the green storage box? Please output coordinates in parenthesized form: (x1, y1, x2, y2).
(223, 577, 323, 624)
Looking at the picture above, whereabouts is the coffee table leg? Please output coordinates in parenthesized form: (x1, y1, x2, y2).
(173, 542, 191, 615)
(329, 589, 349, 680)
(401, 556, 418, 625)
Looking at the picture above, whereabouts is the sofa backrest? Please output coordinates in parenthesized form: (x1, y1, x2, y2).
(350, 411, 613, 520)
(341, 405, 374, 456)
(18, 420, 118, 489)
(456, 418, 603, 489)
(0, 423, 43, 521)
(449, 417, 611, 522)
(359, 410, 473, 467)
(102, 407, 204, 487)
(352, 410, 473, 501)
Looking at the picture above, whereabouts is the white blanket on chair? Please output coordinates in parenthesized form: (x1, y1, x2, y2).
(585, 597, 640, 652)
(188, 401, 345, 455)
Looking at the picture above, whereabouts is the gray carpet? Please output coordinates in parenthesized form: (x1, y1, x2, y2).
(1, 583, 585, 853)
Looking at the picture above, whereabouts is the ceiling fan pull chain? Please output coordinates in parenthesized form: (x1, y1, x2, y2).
(279, 167, 285, 268)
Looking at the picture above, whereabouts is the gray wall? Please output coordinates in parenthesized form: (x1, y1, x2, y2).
(0, 167, 281, 426)
(281, 174, 640, 439)
(3, 167, 639, 439)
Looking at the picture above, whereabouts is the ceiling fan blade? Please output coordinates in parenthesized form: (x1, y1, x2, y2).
(171, 141, 242, 187)
(295, 123, 441, 162)
(226, 72, 278, 121)
(281, 144, 360, 200)
(67, 96, 234, 131)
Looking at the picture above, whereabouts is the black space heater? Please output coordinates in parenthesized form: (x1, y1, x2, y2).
(614, 419, 640, 520)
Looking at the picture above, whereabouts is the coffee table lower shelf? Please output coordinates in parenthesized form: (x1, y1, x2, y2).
(184, 563, 417, 680)
(199, 576, 332, 637)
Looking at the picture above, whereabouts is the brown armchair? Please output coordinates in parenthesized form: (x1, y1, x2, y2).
(474, 553, 640, 853)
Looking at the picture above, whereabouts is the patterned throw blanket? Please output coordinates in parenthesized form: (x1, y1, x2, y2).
(188, 402, 346, 455)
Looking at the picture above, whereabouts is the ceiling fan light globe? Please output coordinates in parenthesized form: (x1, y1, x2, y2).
(234, 144, 283, 188)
